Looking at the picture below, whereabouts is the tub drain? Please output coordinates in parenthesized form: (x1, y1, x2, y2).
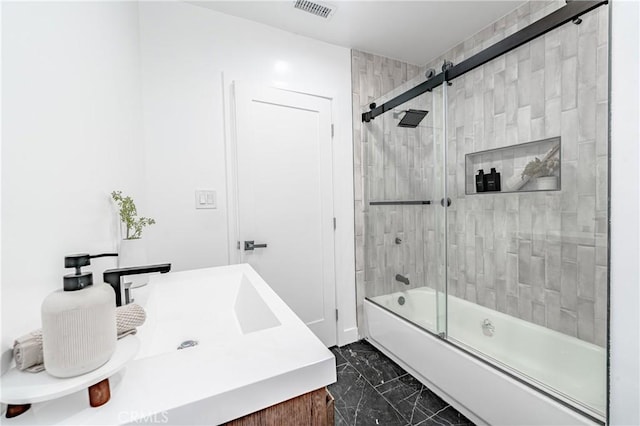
(398, 296, 405, 306)
(177, 340, 199, 350)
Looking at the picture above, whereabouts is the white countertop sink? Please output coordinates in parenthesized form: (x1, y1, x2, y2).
(2, 264, 336, 425)
(136, 267, 282, 359)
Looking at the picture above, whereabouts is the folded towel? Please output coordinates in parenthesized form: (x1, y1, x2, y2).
(115, 303, 146, 339)
(13, 331, 45, 373)
(13, 303, 147, 373)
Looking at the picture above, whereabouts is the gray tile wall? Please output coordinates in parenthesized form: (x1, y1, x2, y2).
(352, 1, 608, 347)
(351, 50, 424, 333)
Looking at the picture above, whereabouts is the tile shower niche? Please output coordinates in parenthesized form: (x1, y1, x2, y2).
(465, 137, 561, 195)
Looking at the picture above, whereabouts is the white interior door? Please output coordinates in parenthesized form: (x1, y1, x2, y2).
(233, 83, 336, 346)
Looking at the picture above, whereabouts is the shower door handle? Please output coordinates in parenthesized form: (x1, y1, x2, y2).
(441, 197, 452, 207)
(244, 240, 268, 251)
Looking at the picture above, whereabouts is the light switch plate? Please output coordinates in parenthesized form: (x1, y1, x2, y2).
(195, 190, 216, 209)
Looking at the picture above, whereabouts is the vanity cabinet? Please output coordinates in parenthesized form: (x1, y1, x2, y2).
(225, 387, 334, 426)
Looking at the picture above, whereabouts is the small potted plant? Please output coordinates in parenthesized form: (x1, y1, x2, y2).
(111, 191, 155, 240)
(521, 155, 560, 190)
(111, 191, 156, 285)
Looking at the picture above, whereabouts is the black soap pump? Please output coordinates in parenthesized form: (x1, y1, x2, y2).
(476, 169, 486, 193)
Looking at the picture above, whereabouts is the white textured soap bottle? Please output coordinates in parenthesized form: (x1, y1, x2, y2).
(41, 254, 117, 378)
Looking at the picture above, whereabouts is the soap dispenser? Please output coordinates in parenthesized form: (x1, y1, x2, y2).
(41, 253, 118, 378)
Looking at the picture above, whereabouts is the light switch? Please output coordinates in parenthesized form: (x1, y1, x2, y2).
(195, 190, 216, 209)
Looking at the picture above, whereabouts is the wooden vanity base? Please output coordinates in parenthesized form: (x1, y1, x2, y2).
(225, 387, 334, 426)
(5, 404, 31, 418)
(88, 378, 111, 407)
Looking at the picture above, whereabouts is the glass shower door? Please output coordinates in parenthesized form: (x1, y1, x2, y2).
(363, 81, 447, 338)
(361, 4, 608, 421)
(442, 8, 608, 419)
(432, 84, 448, 337)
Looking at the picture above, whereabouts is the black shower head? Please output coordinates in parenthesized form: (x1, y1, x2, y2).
(397, 109, 429, 128)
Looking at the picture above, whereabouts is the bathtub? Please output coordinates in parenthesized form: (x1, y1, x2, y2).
(366, 286, 606, 425)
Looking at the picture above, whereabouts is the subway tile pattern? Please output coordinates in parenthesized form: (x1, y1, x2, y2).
(329, 341, 474, 426)
(352, 1, 608, 346)
(351, 50, 424, 333)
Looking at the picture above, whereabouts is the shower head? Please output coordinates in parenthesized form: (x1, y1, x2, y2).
(397, 109, 429, 128)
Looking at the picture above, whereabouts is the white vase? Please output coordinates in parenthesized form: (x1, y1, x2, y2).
(534, 176, 558, 190)
(118, 238, 149, 288)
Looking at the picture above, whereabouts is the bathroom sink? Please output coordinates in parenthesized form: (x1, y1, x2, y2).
(135, 270, 281, 359)
(5, 264, 335, 426)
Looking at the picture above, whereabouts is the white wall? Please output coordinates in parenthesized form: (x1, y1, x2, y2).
(0, 0, 358, 358)
(138, 29, 228, 271)
(137, 1, 358, 345)
(1, 2, 145, 359)
(609, 1, 640, 424)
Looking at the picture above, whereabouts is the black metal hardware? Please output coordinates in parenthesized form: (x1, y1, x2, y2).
(362, 73, 445, 123)
(440, 197, 452, 207)
(397, 109, 429, 128)
(103, 263, 172, 306)
(63, 252, 119, 291)
(90, 253, 119, 259)
(441, 60, 454, 72)
(361, 0, 607, 123)
(64, 253, 118, 274)
(244, 241, 268, 251)
(424, 68, 436, 79)
(395, 274, 410, 285)
(566, 0, 583, 23)
(446, 1, 605, 80)
(369, 200, 431, 206)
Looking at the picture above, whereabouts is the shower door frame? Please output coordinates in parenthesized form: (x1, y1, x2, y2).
(362, 0, 607, 124)
(361, 0, 611, 423)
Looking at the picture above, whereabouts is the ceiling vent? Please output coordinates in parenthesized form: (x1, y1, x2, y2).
(293, 0, 335, 19)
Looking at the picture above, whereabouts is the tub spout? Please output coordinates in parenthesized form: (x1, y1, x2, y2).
(395, 274, 410, 285)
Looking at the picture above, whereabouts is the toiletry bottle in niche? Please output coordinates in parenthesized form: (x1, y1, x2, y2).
(485, 168, 501, 192)
(41, 254, 117, 378)
(492, 167, 501, 191)
(475, 169, 485, 193)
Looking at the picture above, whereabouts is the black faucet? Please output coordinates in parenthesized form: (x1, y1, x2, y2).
(103, 263, 171, 306)
(395, 274, 410, 286)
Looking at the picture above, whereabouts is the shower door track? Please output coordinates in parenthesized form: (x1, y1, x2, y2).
(361, 0, 608, 123)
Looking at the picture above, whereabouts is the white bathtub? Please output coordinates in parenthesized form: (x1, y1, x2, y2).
(367, 286, 606, 425)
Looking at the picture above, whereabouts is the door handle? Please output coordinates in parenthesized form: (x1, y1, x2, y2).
(244, 240, 268, 251)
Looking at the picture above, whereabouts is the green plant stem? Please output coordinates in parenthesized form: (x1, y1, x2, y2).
(111, 190, 155, 240)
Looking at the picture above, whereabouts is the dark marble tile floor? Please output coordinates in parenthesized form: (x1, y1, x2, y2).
(328, 340, 474, 426)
